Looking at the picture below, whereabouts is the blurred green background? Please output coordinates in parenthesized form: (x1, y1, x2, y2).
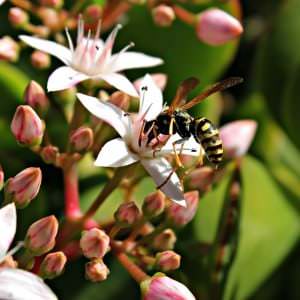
(1, 0, 300, 299)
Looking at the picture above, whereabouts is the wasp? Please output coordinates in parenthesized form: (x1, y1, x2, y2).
(142, 76, 243, 169)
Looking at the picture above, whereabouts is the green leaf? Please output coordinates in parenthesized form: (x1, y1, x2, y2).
(224, 156, 300, 300)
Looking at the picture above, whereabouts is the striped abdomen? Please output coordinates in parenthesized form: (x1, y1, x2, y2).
(191, 117, 223, 166)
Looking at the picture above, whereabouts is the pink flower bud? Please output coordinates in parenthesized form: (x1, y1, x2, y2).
(196, 8, 243, 46)
(153, 229, 176, 251)
(114, 201, 141, 227)
(142, 191, 165, 217)
(11, 105, 44, 147)
(141, 273, 195, 300)
(4, 167, 42, 208)
(220, 120, 257, 158)
(8, 7, 28, 27)
(85, 259, 110, 282)
(152, 5, 175, 27)
(25, 215, 58, 255)
(155, 251, 181, 272)
(0, 165, 4, 191)
(39, 0, 63, 8)
(31, 51, 51, 69)
(70, 126, 94, 152)
(80, 228, 110, 259)
(134, 73, 168, 92)
(40, 145, 59, 164)
(84, 5, 103, 30)
(24, 81, 49, 115)
(167, 191, 199, 227)
(188, 166, 215, 192)
(109, 91, 130, 111)
(0, 36, 19, 62)
(40, 251, 67, 279)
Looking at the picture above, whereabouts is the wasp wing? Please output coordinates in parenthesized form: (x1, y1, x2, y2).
(168, 77, 200, 113)
(180, 77, 243, 111)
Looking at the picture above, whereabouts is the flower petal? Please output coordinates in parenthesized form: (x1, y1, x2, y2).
(0, 203, 16, 259)
(0, 268, 57, 300)
(110, 52, 163, 73)
(99, 73, 138, 97)
(0, 0, 5, 5)
(76, 93, 129, 138)
(138, 74, 163, 121)
(141, 158, 186, 206)
(19, 35, 72, 65)
(95, 138, 138, 167)
(47, 66, 89, 92)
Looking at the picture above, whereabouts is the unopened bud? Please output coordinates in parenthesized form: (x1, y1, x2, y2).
(188, 166, 215, 192)
(40, 251, 67, 279)
(167, 191, 199, 227)
(40, 145, 59, 164)
(38, 8, 61, 31)
(196, 8, 243, 46)
(155, 251, 181, 272)
(84, 5, 102, 30)
(11, 105, 44, 147)
(31, 51, 51, 69)
(134, 73, 167, 91)
(25, 215, 58, 255)
(8, 7, 28, 27)
(0, 165, 4, 191)
(70, 126, 94, 152)
(109, 91, 130, 111)
(4, 167, 42, 208)
(153, 229, 176, 251)
(80, 228, 110, 259)
(220, 120, 257, 158)
(85, 259, 110, 282)
(0, 36, 19, 62)
(114, 201, 141, 227)
(152, 5, 175, 27)
(142, 191, 165, 217)
(141, 273, 195, 300)
(39, 0, 63, 8)
(24, 81, 49, 115)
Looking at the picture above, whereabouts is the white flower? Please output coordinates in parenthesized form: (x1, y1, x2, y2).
(19, 20, 163, 96)
(77, 74, 203, 206)
(0, 203, 57, 300)
(0, 0, 5, 5)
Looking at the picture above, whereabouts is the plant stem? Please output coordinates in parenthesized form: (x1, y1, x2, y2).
(173, 5, 197, 26)
(63, 163, 81, 219)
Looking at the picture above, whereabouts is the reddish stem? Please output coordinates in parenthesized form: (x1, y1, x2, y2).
(173, 5, 197, 26)
(63, 163, 81, 219)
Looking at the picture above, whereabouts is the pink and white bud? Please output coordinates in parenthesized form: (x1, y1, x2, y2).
(40, 251, 67, 279)
(142, 191, 165, 217)
(39, 0, 63, 8)
(153, 229, 177, 251)
(141, 273, 195, 300)
(134, 73, 167, 91)
(80, 228, 110, 259)
(31, 50, 51, 69)
(8, 7, 28, 27)
(155, 251, 181, 272)
(152, 5, 175, 27)
(25, 215, 58, 255)
(220, 120, 257, 158)
(38, 8, 61, 31)
(85, 259, 110, 282)
(24, 81, 49, 115)
(109, 91, 130, 111)
(84, 5, 103, 30)
(40, 145, 59, 164)
(0, 36, 19, 62)
(196, 8, 243, 46)
(167, 191, 199, 227)
(4, 167, 42, 208)
(70, 126, 94, 152)
(11, 105, 44, 147)
(187, 166, 215, 192)
(114, 201, 141, 227)
(0, 165, 4, 191)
